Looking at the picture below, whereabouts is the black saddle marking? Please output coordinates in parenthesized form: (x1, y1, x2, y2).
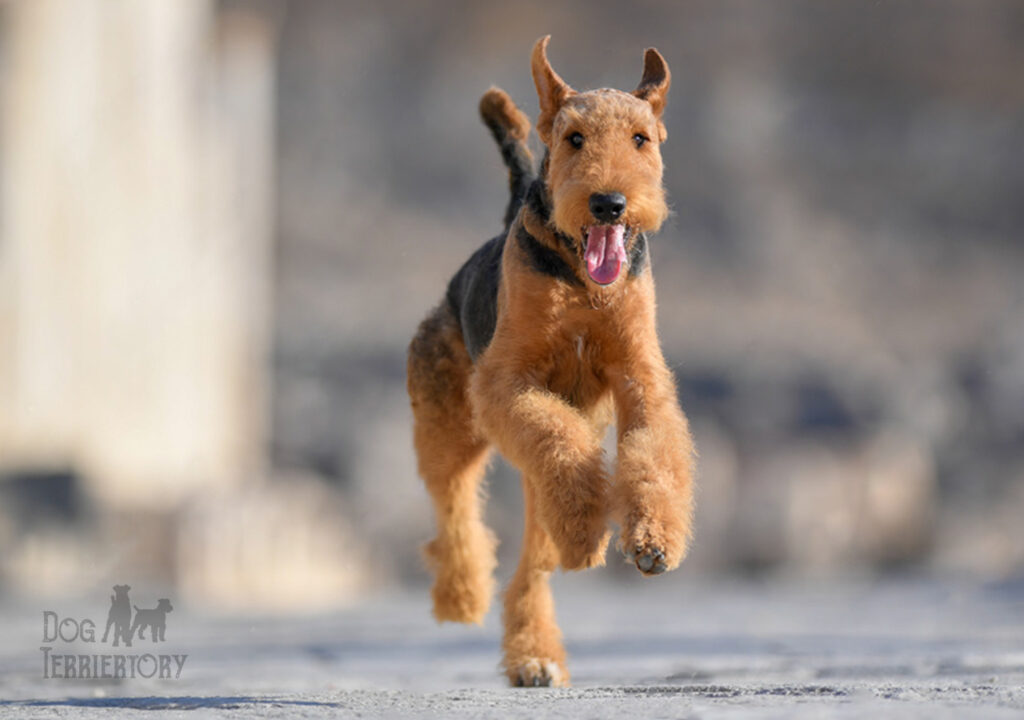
(446, 234, 504, 360)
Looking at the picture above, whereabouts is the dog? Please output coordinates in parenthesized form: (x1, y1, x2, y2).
(101, 584, 133, 647)
(408, 36, 695, 687)
(130, 598, 173, 643)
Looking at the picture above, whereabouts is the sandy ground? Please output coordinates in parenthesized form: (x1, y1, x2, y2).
(1, 575, 1022, 718)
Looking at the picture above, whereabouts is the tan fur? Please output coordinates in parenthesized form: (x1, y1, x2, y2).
(408, 304, 497, 624)
(479, 87, 532, 143)
(408, 36, 695, 687)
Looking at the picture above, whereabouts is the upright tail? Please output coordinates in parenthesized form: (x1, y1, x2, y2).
(479, 87, 535, 230)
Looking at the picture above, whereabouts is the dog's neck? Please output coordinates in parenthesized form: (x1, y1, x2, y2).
(522, 177, 580, 256)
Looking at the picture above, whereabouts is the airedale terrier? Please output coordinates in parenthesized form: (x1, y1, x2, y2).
(130, 599, 173, 643)
(408, 36, 695, 687)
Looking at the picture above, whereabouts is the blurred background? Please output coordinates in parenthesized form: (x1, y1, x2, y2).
(1, 0, 1022, 613)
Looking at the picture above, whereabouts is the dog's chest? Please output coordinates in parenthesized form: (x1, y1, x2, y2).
(542, 330, 608, 408)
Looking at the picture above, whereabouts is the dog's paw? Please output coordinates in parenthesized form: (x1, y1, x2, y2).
(624, 543, 668, 576)
(508, 658, 568, 688)
(422, 526, 497, 625)
(618, 516, 688, 577)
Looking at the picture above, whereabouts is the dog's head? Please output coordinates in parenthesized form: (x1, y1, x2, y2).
(113, 584, 131, 596)
(157, 598, 173, 612)
(531, 36, 670, 286)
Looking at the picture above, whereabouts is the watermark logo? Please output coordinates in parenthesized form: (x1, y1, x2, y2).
(40, 584, 187, 680)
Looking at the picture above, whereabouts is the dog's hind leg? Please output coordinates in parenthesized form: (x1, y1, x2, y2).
(408, 304, 497, 625)
(502, 474, 568, 687)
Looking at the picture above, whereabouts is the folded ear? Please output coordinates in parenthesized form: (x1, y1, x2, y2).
(634, 47, 671, 141)
(531, 36, 575, 146)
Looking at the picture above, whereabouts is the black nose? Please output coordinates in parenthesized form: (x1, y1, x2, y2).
(589, 192, 627, 223)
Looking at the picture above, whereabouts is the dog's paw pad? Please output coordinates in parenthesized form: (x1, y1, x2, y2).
(511, 658, 564, 688)
(632, 545, 667, 575)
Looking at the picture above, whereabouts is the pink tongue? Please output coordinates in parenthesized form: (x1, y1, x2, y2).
(585, 225, 627, 285)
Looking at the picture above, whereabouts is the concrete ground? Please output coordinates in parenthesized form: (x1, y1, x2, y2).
(1, 575, 1022, 718)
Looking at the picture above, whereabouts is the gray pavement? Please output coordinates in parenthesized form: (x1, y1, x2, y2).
(1, 575, 1023, 718)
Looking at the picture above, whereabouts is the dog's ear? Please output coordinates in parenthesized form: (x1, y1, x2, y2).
(634, 48, 671, 142)
(531, 36, 575, 146)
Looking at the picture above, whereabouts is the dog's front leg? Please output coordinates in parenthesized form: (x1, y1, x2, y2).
(608, 340, 695, 576)
(470, 363, 610, 570)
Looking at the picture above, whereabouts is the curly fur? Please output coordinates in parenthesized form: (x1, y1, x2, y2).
(408, 36, 695, 687)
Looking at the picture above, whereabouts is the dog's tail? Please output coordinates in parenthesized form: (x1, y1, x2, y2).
(479, 87, 535, 230)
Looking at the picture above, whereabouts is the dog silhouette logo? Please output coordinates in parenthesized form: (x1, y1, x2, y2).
(100, 586, 174, 646)
(101, 584, 134, 647)
(40, 584, 187, 680)
(130, 599, 173, 643)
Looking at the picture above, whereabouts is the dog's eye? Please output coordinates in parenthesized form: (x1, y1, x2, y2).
(633, 133, 648, 148)
(567, 132, 584, 149)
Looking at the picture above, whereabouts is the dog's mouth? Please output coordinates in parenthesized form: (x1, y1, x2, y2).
(583, 224, 629, 285)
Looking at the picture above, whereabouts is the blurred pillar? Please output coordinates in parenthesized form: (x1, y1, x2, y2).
(0, 0, 275, 509)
